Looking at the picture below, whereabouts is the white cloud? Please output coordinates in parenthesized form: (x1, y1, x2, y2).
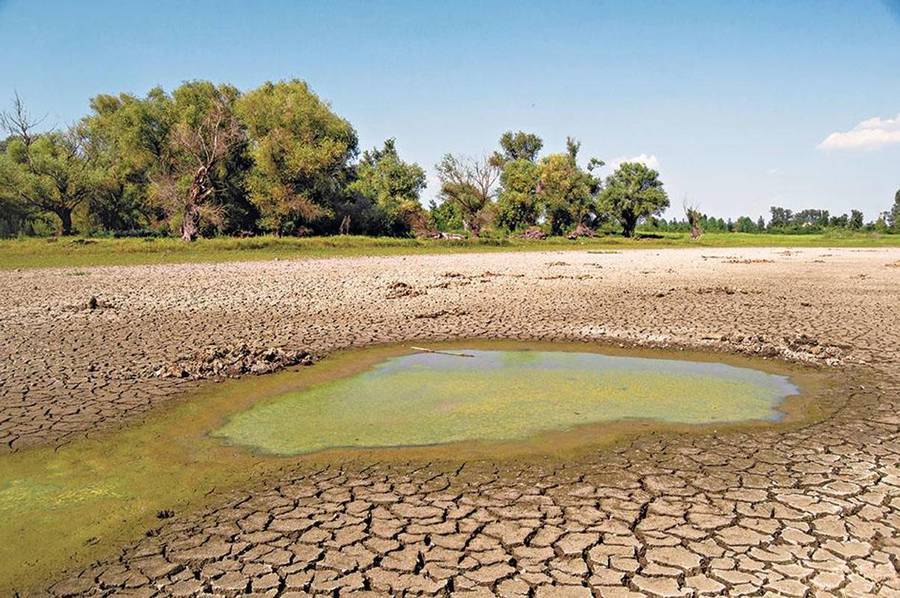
(607, 153, 660, 171)
(817, 114, 900, 150)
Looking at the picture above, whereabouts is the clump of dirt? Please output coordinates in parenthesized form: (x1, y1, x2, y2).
(567, 223, 595, 239)
(429, 271, 501, 288)
(696, 286, 761, 296)
(65, 296, 115, 311)
(386, 282, 425, 299)
(725, 258, 774, 264)
(539, 274, 593, 280)
(153, 344, 314, 379)
(718, 333, 843, 364)
(519, 226, 547, 240)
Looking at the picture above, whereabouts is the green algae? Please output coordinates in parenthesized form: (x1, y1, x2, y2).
(213, 349, 799, 455)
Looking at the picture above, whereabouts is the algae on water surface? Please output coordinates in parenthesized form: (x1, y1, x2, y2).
(213, 349, 799, 455)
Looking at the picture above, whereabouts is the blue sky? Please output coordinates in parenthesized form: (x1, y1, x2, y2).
(1, 0, 898, 220)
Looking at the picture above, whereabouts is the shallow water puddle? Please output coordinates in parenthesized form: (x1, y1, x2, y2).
(213, 349, 799, 455)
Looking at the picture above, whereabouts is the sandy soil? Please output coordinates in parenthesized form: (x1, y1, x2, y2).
(2, 247, 899, 596)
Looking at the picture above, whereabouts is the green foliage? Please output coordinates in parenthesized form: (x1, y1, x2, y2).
(496, 159, 541, 230)
(537, 152, 599, 235)
(494, 130, 543, 163)
(80, 82, 254, 239)
(236, 80, 358, 235)
(349, 139, 426, 235)
(493, 133, 603, 236)
(80, 88, 173, 231)
(829, 213, 849, 228)
(598, 162, 669, 237)
(735, 216, 758, 233)
(890, 189, 900, 231)
(428, 199, 463, 232)
(2, 84, 892, 242)
(0, 128, 103, 235)
(164, 82, 250, 240)
(766, 205, 874, 234)
(435, 154, 499, 236)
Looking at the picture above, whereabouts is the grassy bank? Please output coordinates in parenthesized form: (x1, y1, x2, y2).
(1, 231, 898, 269)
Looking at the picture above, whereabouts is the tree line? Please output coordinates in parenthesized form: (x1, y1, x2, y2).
(649, 203, 899, 235)
(1, 79, 898, 239)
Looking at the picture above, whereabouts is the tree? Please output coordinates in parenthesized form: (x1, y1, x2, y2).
(889, 189, 900, 231)
(236, 80, 358, 235)
(597, 162, 669, 237)
(735, 216, 757, 233)
(151, 82, 246, 241)
(849, 209, 863, 230)
(435, 154, 499, 236)
(684, 202, 702, 239)
(428, 198, 462, 232)
(793, 209, 829, 229)
(756, 215, 766, 231)
(0, 95, 101, 235)
(768, 206, 793, 229)
(496, 158, 541, 230)
(349, 138, 426, 235)
(536, 151, 599, 235)
(494, 130, 543, 163)
(829, 213, 849, 228)
(80, 87, 173, 231)
(493, 131, 543, 231)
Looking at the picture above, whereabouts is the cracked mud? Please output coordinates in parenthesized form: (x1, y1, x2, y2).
(1, 247, 899, 596)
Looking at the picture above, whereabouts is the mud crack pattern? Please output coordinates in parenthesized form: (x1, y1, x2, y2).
(1, 247, 898, 595)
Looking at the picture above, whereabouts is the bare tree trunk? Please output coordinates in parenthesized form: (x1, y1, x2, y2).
(181, 200, 200, 242)
(622, 212, 638, 237)
(690, 223, 702, 239)
(58, 207, 73, 236)
(181, 169, 207, 242)
(466, 216, 480, 237)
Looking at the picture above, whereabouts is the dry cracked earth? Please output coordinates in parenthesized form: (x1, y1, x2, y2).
(2, 247, 899, 596)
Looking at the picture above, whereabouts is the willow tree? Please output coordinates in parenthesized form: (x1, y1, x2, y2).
(536, 145, 601, 236)
(598, 162, 669, 237)
(349, 138, 426, 235)
(80, 87, 173, 231)
(151, 82, 246, 241)
(435, 154, 500, 236)
(0, 95, 100, 235)
(494, 131, 542, 231)
(236, 80, 358, 235)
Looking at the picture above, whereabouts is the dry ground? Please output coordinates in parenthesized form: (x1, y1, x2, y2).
(2, 247, 899, 596)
